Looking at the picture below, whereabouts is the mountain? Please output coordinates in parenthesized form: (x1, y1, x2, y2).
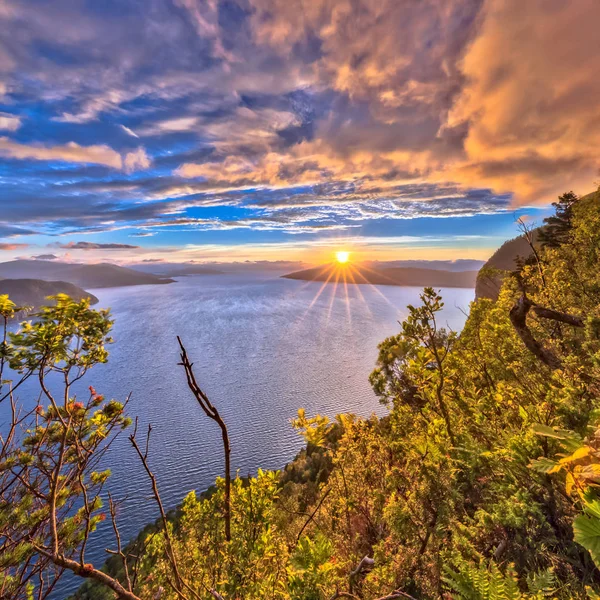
(282, 264, 478, 288)
(0, 279, 98, 317)
(474, 233, 540, 300)
(130, 263, 225, 277)
(131, 260, 308, 276)
(0, 260, 174, 288)
(366, 259, 485, 272)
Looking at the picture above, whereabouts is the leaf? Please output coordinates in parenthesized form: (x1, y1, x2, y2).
(559, 446, 592, 465)
(574, 514, 600, 568)
(581, 465, 600, 484)
(531, 423, 583, 451)
(530, 457, 561, 474)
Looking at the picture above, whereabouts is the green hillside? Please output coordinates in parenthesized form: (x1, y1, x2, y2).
(476, 189, 600, 300)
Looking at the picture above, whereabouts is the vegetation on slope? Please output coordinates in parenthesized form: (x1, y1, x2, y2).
(2, 188, 600, 599)
(475, 190, 599, 300)
(0, 279, 98, 318)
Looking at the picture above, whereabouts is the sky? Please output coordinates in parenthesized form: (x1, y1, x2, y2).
(0, 0, 598, 265)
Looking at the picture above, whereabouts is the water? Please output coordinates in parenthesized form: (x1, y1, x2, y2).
(1, 273, 474, 597)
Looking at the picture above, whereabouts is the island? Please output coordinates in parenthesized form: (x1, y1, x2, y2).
(0, 278, 99, 318)
(282, 263, 478, 288)
(0, 260, 175, 289)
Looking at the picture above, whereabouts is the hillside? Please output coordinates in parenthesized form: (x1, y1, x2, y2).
(475, 189, 600, 300)
(474, 231, 541, 300)
(282, 263, 478, 288)
(0, 260, 174, 288)
(0, 279, 98, 316)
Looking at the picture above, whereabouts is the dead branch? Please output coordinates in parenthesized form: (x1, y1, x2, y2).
(177, 336, 232, 542)
(349, 555, 375, 594)
(349, 555, 375, 579)
(531, 305, 584, 327)
(108, 492, 133, 593)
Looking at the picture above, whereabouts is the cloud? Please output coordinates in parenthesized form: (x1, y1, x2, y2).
(55, 242, 140, 250)
(123, 147, 151, 173)
(0, 112, 20, 131)
(445, 0, 600, 201)
(120, 125, 139, 138)
(0, 223, 36, 237)
(0, 0, 597, 251)
(0, 137, 151, 171)
(0, 243, 28, 251)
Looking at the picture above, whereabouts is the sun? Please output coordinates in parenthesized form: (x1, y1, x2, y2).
(336, 251, 350, 264)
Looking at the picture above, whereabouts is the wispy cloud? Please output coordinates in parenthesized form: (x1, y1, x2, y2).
(54, 241, 140, 250)
(0, 138, 151, 172)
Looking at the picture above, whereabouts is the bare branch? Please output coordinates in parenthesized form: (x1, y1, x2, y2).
(296, 488, 331, 543)
(509, 294, 584, 369)
(177, 336, 232, 542)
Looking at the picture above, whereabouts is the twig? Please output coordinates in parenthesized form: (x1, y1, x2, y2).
(296, 487, 331, 543)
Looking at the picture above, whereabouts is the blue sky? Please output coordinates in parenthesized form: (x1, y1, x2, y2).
(0, 0, 598, 264)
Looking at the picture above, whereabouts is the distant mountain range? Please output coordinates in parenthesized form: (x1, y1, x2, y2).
(366, 259, 485, 272)
(0, 279, 98, 318)
(131, 263, 225, 277)
(282, 264, 478, 288)
(0, 260, 174, 288)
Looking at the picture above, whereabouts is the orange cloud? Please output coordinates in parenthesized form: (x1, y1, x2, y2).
(0, 137, 151, 172)
(0, 243, 28, 251)
(445, 0, 600, 201)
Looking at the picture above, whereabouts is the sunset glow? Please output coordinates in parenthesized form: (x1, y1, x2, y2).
(336, 251, 350, 264)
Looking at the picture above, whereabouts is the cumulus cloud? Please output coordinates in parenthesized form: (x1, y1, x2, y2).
(123, 147, 151, 172)
(445, 0, 600, 201)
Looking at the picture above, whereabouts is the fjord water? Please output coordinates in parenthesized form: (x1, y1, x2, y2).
(5, 273, 474, 597)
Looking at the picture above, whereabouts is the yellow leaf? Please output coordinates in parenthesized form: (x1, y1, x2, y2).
(559, 446, 592, 465)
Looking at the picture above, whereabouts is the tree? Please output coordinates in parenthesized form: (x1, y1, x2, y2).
(0, 295, 140, 600)
(538, 191, 579, 248)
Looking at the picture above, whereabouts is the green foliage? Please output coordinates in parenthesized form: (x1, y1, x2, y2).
(0, 295, 130, 600)
(444, 562, 524, 599)
(538, 191, 579, 249)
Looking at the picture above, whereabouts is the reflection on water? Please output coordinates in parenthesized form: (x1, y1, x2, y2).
(1, 273, 474, 598)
